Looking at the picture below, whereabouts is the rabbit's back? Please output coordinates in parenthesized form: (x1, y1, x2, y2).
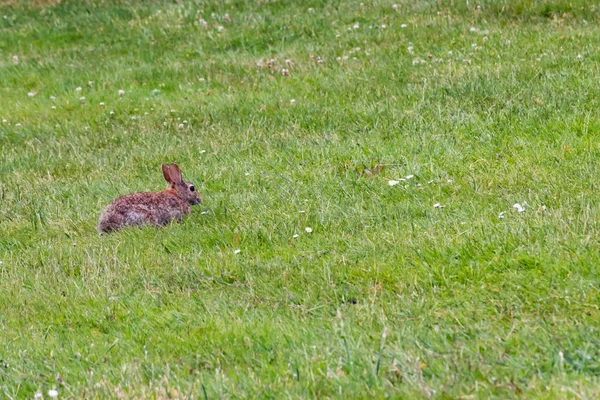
(98, 191, 189, 233)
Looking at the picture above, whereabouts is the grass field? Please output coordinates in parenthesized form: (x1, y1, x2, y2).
(1, 0, 600, 397)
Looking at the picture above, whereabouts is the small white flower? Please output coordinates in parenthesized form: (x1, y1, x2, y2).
(405, 174, 414, 179)
(79, 96, 85, 101)
(407, 46, 414, 54)
(388, 180, 400, 186)
(401, 23, 407, 28)
(200, 150, 207, 154)
(308, 7, 314, 12)
(290, 99, 296, 105)
(15, 123, 22, 127)
(217, 25, 224, 32)
(199, 77, 205, 82)
(470, 27, 477, 32)
(392, 4, 398, 10)
(281, 68, 289, 76)
(48, 390, 58, 398)
(152, 89, 160, 94)
(381, 24, 387, 29)
(34, 393, 43, 399)
(50, 96, 56, 100)
(12, 55, 19, 64)
(353, 23, 360, 29)
(118, 89, 125, 97)
(433, 203, 444, 208)
(201, 211, 209, 215)
(285, 59, 292, 66)
(1, 119, 6, 124)
(513, 203, 525, 213)
(88, 80, 94, 86)
(292, 234, 299, 239)
(51, 106, 56, 109)
(233, 249, 241, 254)
(576, 54, 583, 61)
(110, 110, 115, 115)
(178, 123, 184, 129)
(498, 211, 505, 219)
(305, 227, 313, 233)
(28, 91, 36, 97)
(99, 102, 105, 106)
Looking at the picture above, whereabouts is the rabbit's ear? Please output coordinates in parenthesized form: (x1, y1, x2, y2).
(162, 164, 174, 184)
(169, 163, 183, 183)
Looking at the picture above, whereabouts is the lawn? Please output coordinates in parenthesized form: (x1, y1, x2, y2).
(1, 0, 599, 398)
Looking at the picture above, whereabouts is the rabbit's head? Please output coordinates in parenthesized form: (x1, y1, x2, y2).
(162, 163, 201, 206)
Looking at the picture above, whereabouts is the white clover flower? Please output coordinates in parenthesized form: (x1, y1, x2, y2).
(34, 393, 43, 399)
(308, 7, 314, 13)
(178, 123, 184, 129)
(99, 102, 105, 106)
(392, 4, 398, 10)
(576, 54, 583, 61)
(110, 110, 115, 115)
(290, 99, 296, 105)
(405, 174, 414, 179)
(50, 96, 56, 100)
(401, 23, 407, 28)
(498, 211, 505, 219)
(292, 234, 299, 238)
(233, 249, 241, 254)
(75, 87, 82, 93)
(513, 203, 525, 213)
(281, 68, 289, 76)
(48, 390, 58, 398)
(15, 123, 22, 127)
(12, 55, 19, 64)
(28, 91, 36, 97)
(353, 22, 360, 29)
(305, 227, 313, 233)
(470, 27, 477, 32)
(433, 203, 444, 208)
(381, 24, 387, 29)
(388, 180, 400, 186)
(1, 119, 6, 124)
(217, 25, 224, 32)
(118, 89, 125, 96)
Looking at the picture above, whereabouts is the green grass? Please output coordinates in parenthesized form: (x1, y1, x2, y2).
(1, 0, 600, 397)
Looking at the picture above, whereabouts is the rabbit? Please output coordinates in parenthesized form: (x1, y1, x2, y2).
(98, 163, 201, 234)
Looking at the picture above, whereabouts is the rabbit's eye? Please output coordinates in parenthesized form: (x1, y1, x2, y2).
(189, 185, 195, 192)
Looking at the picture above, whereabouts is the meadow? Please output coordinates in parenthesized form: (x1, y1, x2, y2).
(1, 0, 600, 397)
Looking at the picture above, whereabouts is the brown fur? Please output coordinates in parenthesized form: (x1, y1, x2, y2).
(98, 164, 201, 234)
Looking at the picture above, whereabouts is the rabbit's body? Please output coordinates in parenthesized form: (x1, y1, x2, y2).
(98, 164, 200, 234)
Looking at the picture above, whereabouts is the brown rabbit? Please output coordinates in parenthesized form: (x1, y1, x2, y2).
(98, 163, 201, 234)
